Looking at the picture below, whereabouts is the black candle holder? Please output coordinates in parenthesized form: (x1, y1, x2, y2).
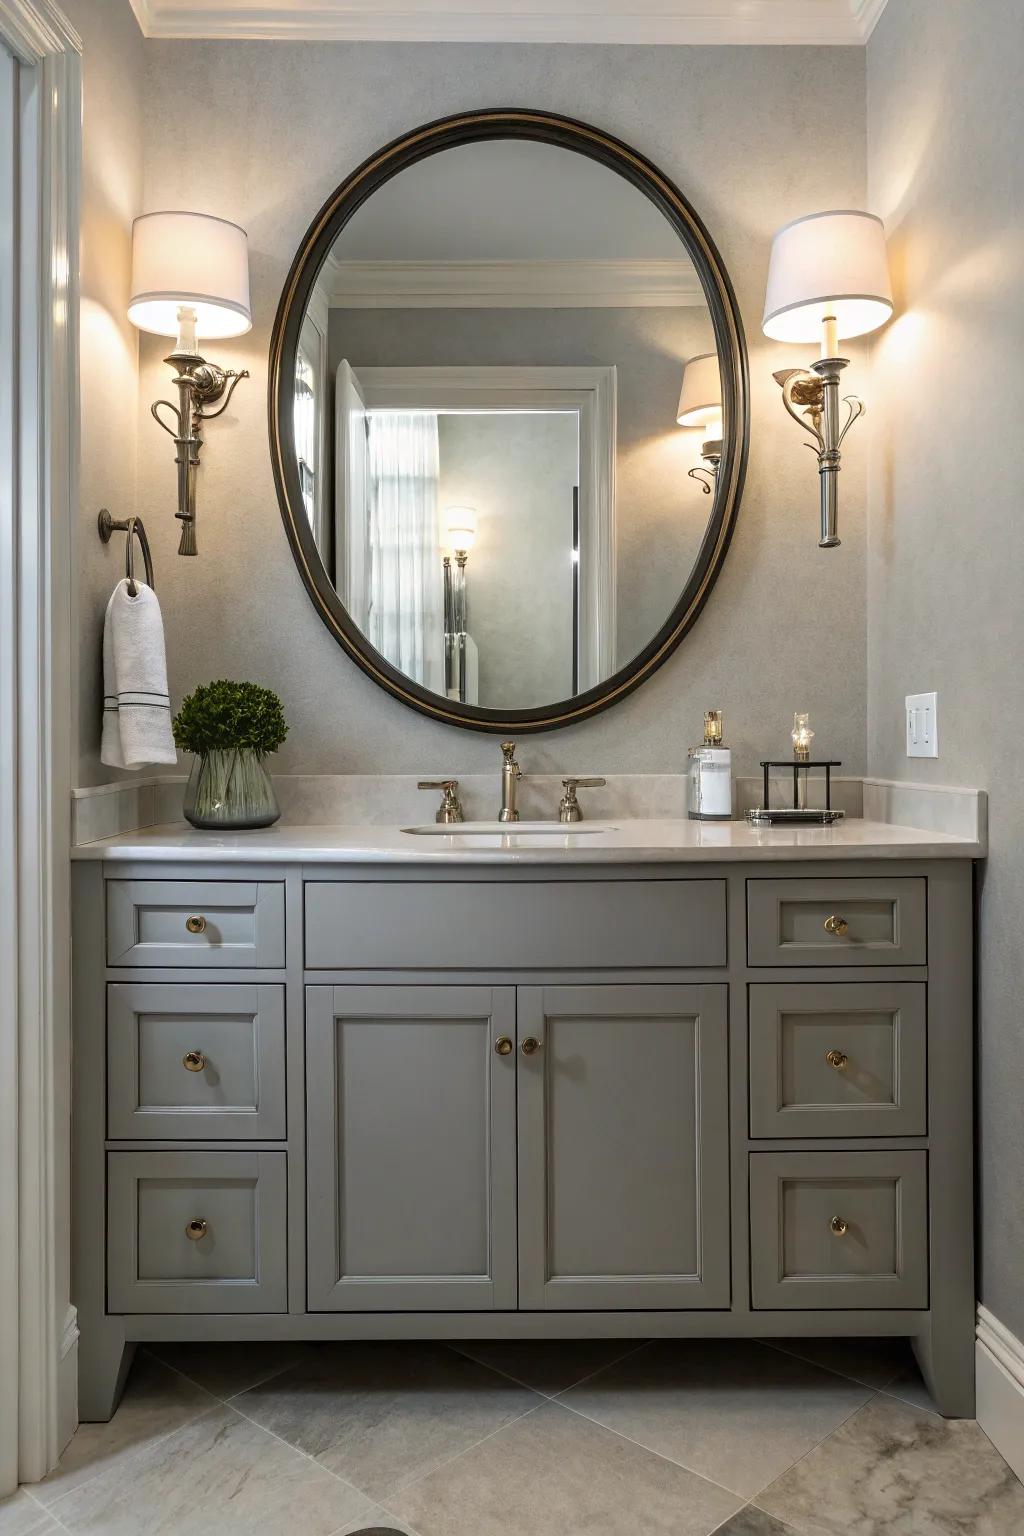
(747, 758, 845, 826)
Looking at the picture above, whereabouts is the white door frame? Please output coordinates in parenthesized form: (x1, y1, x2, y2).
(0, 0, 81, 1492)
(356, 365, 618, 689)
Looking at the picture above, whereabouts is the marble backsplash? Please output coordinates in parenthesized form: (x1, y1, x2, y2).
(71, 770, 867, 845)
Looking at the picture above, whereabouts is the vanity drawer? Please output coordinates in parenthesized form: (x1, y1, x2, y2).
(749, 1150, 928, 1309)
(748, 982, 927, 1137)
(747, 878, 926, 967)
(106, 1150, 287, 1313)
(106, 880, 285, 968)
(107, 983, 286, 1140)
(304, 879, 727, 970)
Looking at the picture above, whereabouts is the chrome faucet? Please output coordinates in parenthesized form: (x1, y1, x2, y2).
(498, 741, 522, 823)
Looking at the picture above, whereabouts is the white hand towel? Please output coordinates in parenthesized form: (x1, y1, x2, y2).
(101, 579, 177, 769)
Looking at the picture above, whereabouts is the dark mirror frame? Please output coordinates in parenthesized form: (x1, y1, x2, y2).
(269, 108, 749, 734)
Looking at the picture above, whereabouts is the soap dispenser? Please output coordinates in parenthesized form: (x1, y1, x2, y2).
(688, 710, 733, 821)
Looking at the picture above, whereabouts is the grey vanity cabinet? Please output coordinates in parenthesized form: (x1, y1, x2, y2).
(517, 984, 731, 1310)
(305, 985, 519, 1311)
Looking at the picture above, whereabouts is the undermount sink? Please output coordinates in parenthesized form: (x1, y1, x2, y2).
(401, 820, 618, 836)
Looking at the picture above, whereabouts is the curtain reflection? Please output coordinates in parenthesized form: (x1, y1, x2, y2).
(365, 412, 445, 692)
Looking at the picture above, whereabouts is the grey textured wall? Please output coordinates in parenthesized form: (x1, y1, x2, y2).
(80, 40, 872, 785)
(63, 0, 144, 785)
(327, 303, 719, 673)
(867, 0, 1024, 1335)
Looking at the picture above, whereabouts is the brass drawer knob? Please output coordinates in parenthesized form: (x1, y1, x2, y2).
(830, 1215, 849, 1237)
(494, 1036, 513, 1056)
(185, 1218, 208, 1241)
(823, 914, 849, 936)
(520, 1037, 541, 1056)
(826, 1049, 848, 1070)
(185, 914, 207, 935)
(182, 1050, 206, 1073)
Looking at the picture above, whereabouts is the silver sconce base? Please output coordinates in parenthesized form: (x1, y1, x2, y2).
(151, 349, 249, 555)
(774, 356, 864, 549)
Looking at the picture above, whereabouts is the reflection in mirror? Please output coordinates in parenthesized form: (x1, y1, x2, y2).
(292, 138, 726, 713)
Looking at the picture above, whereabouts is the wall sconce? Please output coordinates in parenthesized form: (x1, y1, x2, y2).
(763, 210, 892, 548)
(128, 211, 252, 555)
(677, 352, 723, 495)
(442, 506, 476, 702)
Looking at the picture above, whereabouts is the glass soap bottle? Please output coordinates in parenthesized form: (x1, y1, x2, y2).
(688, 710, 733, 822)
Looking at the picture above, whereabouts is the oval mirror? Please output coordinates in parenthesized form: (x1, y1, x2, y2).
(270, 110, 748, 732)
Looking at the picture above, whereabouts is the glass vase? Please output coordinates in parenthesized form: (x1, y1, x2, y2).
(183, 749, 280, 830)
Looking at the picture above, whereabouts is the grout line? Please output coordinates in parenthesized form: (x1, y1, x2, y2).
(757, 1335, 907, 1394)
(143, 1340, 307, 1405)
(548, 1394, 747, 1505)
(41, 1403, 225, 1518)
(18, 1484, 74, 1531)
(377, 1398, 549, 1509)
(745, 1389, 883, 1506)
(224, 1398, 381, 1510)
(446, 1337, 651, 1399)
(757, 1337, 944, 1419)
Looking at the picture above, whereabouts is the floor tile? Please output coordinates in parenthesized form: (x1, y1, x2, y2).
(714, 1510, 801, 1536)
(387, 1398, 741, 1536)
(882, 1361, 940, 1416)
(148, 1340, 313, 1400)
(36, 1350, 216, 1506)
(0, 1492, 62, 1535)
(560, 1338, 872, 1498)
(47, 1403, 376, 1536)
(757, 1392, 1024, 1535)
(451, 1338, 644, 1396)
(760, 1335, 913, 1391)
(234, 1341, 540, 1501)
(337, 1519, 423, 1536)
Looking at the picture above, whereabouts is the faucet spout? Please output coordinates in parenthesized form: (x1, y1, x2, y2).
(499, 741, 522, 823)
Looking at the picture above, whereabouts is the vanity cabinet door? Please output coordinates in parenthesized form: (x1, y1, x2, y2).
(305, 985, 517, 1310)
(517, 985, 730, 1310)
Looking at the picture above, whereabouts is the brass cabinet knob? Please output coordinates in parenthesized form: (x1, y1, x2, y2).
(823, 914, 849, 936)
(826, 1049, 848, 1070)
(185, 914, 207, 934)
(185, 1218, 208, 1241)
(182, 1050, 206, 1072)
(494, 1036, 513, 1056)
(520, 1037, 541, 1056)
(830, 1215, 849, 1237)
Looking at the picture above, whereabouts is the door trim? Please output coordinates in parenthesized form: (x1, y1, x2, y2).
(0, 0, 81, 1490)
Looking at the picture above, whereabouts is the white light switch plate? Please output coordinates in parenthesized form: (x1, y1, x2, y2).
(906, 692, 938, 758)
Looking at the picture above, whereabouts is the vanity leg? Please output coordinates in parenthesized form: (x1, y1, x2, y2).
(912, 1318, 976, 1419)
(77, 1318, 135, 1422)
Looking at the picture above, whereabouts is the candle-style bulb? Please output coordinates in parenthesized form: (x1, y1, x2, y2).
(792, 711, 814, 761)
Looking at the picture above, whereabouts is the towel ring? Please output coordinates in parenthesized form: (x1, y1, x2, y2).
(98, 508, 155, 596)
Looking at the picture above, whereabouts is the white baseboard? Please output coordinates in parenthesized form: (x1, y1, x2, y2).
(977, 1305, 1024, 1483)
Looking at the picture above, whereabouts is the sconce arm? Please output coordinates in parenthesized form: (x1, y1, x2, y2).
(688, 466, 716, 495)
(774, 368, 825, 452)
(195, 367, 250, 422)
(151, 399, 183, 439)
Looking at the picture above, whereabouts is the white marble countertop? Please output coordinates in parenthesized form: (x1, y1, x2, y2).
(70, 817, 983, 864)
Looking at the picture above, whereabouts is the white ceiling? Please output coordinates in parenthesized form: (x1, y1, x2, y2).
(128, 0, 889, 45)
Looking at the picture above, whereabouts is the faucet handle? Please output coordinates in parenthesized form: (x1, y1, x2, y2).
(418, 779, 464, 824)
(559, 776, 607, 824)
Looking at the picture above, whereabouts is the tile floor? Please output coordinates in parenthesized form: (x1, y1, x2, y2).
(4, 1336, 1022, 1535)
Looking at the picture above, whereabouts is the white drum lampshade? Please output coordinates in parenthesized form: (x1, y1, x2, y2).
(128, 211, 252, 341)
(443, 506, 477, 554)
(677, 352, 722, 432)
(762, 209, 892, 344)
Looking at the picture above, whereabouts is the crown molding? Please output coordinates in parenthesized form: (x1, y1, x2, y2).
(127, 0, 889, 46)
(321, 257, 705, 309)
